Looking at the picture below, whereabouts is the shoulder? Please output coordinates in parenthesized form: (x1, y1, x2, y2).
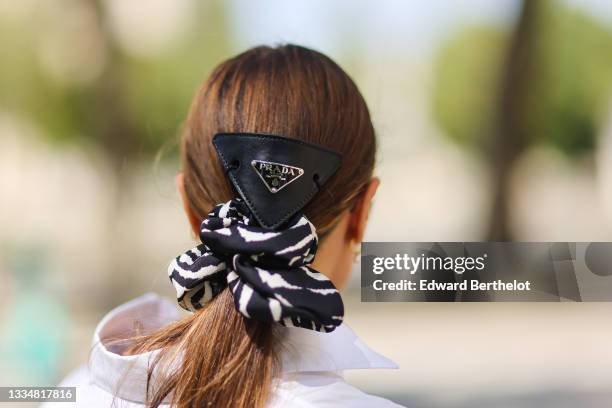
(41, 364, 146, 408)
(270, 372, 404, 408)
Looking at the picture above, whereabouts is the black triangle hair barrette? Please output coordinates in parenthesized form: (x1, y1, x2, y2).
(213, 133, 342, 230)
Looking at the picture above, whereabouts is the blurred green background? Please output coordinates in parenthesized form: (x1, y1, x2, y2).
(1, 0, 612, 407)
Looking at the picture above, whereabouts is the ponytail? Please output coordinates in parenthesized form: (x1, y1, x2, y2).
(127, 194, 342, 408)
(127, 289, 278, 408)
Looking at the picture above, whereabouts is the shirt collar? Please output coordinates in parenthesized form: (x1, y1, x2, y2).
(90, 293, 398, 403)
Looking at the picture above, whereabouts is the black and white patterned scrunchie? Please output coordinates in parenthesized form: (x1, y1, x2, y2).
(168, 198, 344, 332)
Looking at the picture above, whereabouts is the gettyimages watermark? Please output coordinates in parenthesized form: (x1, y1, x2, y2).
(361, 242, 612, 301)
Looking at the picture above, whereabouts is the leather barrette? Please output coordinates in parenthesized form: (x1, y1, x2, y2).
(212, 133, 342, 229)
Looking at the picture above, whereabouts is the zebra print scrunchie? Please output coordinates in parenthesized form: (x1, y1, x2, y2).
(168, 198, 344, 332)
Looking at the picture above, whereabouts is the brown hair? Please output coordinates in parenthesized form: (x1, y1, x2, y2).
(127, 44, 376, 408)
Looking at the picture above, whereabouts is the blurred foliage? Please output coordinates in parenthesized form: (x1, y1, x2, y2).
(432, 1, 612, 156)
(0, 0, 232, 159)
(432, 27, 506, 148)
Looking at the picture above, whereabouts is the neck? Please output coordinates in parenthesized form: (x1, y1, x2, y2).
(310, 211, 351, 289)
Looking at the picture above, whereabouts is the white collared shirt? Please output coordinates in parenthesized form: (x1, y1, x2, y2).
(46, 293, 403, 407)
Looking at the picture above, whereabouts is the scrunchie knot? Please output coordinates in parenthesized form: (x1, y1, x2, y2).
(168, 198, 344, 332)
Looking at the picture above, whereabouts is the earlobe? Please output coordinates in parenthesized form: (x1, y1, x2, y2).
(176, 172, 202, 236)
(348, 177, 380, 243)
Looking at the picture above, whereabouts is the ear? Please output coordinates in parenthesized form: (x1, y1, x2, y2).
(346, 177, 380, 243)
(176, 172, 202, 236)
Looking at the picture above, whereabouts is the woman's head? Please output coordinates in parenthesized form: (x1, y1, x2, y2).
(178, 44, 379, 289)
(128, 45, 378, 408)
